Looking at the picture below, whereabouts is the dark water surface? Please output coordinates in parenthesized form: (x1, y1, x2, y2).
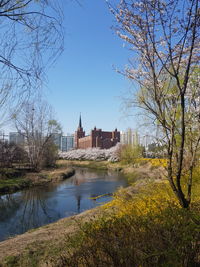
(0, 168, 128, 241)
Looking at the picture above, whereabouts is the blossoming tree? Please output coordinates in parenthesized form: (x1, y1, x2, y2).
(109, 0, 200, 208)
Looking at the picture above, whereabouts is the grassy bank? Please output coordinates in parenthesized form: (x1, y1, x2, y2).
(1, 178, 200, 266)
(57, 159, 114, 170)
(61, 184, 200, 267)
(1, 159, 200, 266)
(59, 159, 166, 185)
(0, 166, 75, 194)
(0, 157, 123, 194)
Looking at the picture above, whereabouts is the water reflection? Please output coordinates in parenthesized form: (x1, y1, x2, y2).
(0, 168, 127, 241)
(19, 187, 61, 232)
(0, 194, 22, 222)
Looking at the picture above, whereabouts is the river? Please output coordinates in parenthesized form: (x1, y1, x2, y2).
(0, 168, 128, 242)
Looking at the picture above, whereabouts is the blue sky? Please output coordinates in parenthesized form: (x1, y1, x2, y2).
(46, 0, 137, 135)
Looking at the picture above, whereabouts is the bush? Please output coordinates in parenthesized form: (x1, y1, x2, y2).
(62, 210, 199, 267)
(2, 182, 200, 266)
(119, 144, 144, 164)
(54, 184, 200, 267)
(0, 141, 28, 168)
(42, 140, 58, 168)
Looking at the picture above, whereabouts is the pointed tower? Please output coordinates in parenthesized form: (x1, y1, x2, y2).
(75, 114, 85, 148)
(78, 114, 82, 129)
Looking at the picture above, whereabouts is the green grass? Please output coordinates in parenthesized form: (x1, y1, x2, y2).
(0, 177, 26, 188)
(68, 160, 109, 170)
(0, 165, 76, 194)
(57, 159, 125, 172)
(0, 177, 31, 193)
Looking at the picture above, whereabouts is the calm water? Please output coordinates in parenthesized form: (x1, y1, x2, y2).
(0, 168, 128, 241)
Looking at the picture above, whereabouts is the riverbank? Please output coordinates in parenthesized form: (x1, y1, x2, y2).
(0, 202, 103, 264)
(58, 158, 165, 182)
(1, 159, 199, 266)
(0, 182, 153, 265)
(1, 167, 199, 266)
(0, 159, 167, 266)
(0, 158, 162, 195)
(0, 167, 75, 195)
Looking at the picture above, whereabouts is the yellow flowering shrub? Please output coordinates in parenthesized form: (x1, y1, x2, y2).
(59, 167, 200, 267)
(137, 158, 168, 168)
(101, 182, 178, 220)
(62, 182, 200, 266)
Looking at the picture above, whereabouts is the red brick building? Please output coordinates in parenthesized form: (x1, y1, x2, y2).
(75, 115, 120, 149)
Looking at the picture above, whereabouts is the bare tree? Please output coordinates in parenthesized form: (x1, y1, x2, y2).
(13, 99, 62, 171)
(0, 0, 63, 126)
(0, 140, 27, 168)
(109, 0, 200, 208)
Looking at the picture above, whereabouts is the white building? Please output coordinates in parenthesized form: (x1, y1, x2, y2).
(120, 128, 140, 146)
(61, 135, 74, 152)
(139, 134, 154, 150)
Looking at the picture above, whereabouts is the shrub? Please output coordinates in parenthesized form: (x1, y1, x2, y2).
(2, 182, 200, 266)
(55, 184, 200, 267)
(42, 140, 58, 168)
(119, 144, 144, 164)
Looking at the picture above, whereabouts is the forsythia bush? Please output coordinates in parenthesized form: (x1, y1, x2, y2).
(55, 181, 200, 267)
(7, 168, 200, 266)
(138, 158, 168, 168)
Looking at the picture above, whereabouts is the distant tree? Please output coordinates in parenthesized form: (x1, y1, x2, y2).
(11, 144, 28, 166)
(119, 144, 144, 164)
(42, 139, 59, 168)
(0, 0, 63, 126)
(13, 99, 62, 171)
(0, 141, 27, 168)
(147, 143, 166, 158)
(109, 0, 200, 208)
(0, 141, 15, 167)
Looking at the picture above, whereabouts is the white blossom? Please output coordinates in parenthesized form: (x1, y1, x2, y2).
(59, 144, 121, 162)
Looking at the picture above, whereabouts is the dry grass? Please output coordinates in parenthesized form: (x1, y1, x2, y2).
(3, 179, 199, 267)
(0, 205, 103, 263)
(2, 159, 193, 266)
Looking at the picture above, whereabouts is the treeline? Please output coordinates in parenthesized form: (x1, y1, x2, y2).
(0, 141, 27, 168)
(0, 100, 62, 172)
(0, 138, 59, 173)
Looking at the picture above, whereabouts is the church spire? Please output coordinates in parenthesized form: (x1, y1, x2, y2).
(79, 113, 82, 129)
